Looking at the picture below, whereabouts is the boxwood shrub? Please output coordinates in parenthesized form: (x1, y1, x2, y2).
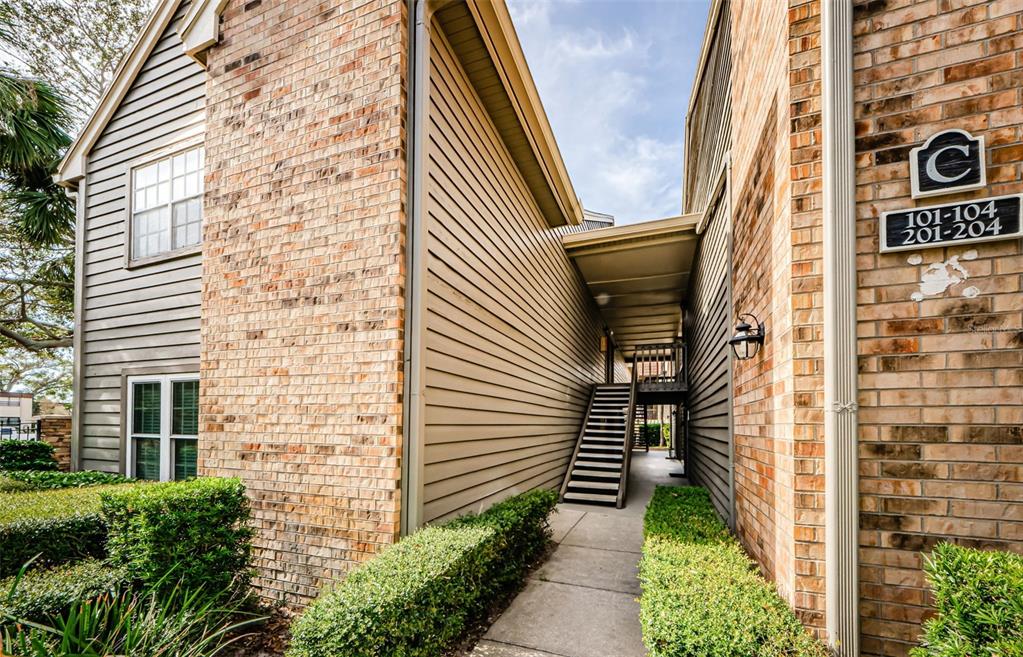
(639, 487, 827, 657)
(0, 470, 132, 490)
(288, 488, 558, 657)
(0, 559, 124, 627)
(0, 484, 133, 577)
(911, 542, 1023, 656)
(0, 440, 57, 472)
(100, 477, 253, 599)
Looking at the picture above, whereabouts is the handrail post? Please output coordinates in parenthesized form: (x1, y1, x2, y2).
(617, 362, 638, 508)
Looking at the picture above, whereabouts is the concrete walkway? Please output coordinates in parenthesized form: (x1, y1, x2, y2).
(471, 451, 685, 657)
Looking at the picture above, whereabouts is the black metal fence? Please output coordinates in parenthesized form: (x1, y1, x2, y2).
(0, 421, 41, 441)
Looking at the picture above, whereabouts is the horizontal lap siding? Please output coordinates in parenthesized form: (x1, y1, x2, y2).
(685, 198, 733, 525)
(422, 26, 602, 522)
(79, 0, 204, 472)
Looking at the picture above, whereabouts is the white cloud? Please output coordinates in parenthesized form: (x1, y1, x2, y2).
(508, 0, 702, 224)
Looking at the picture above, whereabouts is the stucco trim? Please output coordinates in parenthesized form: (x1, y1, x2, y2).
(179, 0, 230, 64)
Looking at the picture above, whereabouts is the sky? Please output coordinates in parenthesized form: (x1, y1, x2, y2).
(508, 0, 711, 225)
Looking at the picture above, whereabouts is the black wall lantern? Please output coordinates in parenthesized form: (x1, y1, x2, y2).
(729, 314, 765, 360)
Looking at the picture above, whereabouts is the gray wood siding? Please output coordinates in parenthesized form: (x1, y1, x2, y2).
(78, 0, 204, 472)
(683, 0, 731, 215)
(422, 26, 604, 522)
(684, 196, 733, 525)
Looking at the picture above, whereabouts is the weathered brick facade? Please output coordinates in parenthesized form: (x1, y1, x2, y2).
(729, 0, 827, 632)
(728, 0, 1022, 653)
(39, 416, 72, 472)
(200, 0, 408, 603)
(853, 1, 1023, 655)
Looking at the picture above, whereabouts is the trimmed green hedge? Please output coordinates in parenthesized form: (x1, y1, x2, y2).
(288, 488, 558, 657)
(0, 440, 57, 472)
(0, 559, 124, 627)
(640, 487, 827, 657)
(101, 477, 253, 599)
(0, 470, 131, 490)
(911, 543, 1023, 656)
(0, 484, 133, 577)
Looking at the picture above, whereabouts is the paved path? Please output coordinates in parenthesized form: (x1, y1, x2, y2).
(470, 451, 684, 657)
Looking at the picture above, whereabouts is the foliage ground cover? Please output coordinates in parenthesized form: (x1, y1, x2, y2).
(0, 559, 124, 625)
(640, 486, 827, 657)
(911, 542, 1023, 657)
(0, 484, 133, 577)
(287, 488, 558, 657)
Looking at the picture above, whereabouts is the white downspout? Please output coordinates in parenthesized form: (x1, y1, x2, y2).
(400, 0, 429, 535)
(821, 1, 859, 654)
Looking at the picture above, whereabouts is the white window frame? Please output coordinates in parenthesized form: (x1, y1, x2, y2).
(125, 373, 199, 481)
(127, 145, 204, 266)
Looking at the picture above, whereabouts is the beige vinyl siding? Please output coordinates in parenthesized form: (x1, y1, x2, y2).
(78, 0, 204, 472)
(683, 0, 731, 215)
(422, 25, 604, 522)
(684, 195, 733, 525)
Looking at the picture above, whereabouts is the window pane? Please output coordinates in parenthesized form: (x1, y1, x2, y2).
(172, 380, 199, 436)
(134, 437, 161, 481)
(132, 382, 161, 434)
(173, 439, 197, 480)
(172, 198, 202, 249)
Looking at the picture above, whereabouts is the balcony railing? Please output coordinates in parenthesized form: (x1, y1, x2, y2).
(632, 341, 686, 391)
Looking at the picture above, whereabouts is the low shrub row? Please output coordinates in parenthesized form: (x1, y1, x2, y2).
(0, 559, 125, 625)
(1, 477, 252, 600)
(639, 487, 827, 657)
(0, 470, 131, 490)
(0, 484, 132, 577)
(912, 542, 1023, 657)
(0, 440, 57, 472)
(288, 488, 558, 657)
(102, 478, 253, 600)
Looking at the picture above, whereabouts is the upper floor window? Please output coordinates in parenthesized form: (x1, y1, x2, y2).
(131, 147, 204, 261)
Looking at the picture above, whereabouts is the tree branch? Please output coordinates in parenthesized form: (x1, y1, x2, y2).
(0, 275, 73, 289)
(0, 323, 72, 350)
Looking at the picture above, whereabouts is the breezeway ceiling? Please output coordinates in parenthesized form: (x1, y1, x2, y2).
(562, 214, 700, 359)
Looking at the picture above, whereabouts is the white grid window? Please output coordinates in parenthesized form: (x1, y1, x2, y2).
(131, 147, 204, 260)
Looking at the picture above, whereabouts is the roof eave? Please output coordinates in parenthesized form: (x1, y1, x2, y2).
(466, 0, 583, 227)
(54, 0, 198, 188)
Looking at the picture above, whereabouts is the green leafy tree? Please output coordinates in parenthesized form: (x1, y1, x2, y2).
(0, 70, 74, 351)
(0, 0, 151, 353)
(0, 347, 71, 402)
(0, 0, 151, 121)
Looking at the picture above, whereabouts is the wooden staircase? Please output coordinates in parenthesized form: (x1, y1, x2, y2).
(559, 383, 636, 508)
(632, 404, 649, 451)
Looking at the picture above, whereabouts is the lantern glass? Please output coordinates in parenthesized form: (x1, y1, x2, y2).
(729, 315, 765, 361)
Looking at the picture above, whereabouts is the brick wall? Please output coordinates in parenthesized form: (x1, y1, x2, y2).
(39, 416, 71, 471)
(728, 0, 799, 612)
(853, 1, 1023, 655)
(788, 0, 826, 632)
(200, 0, 408, 604)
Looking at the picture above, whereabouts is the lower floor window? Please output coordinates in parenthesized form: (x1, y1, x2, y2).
(127, 375, 198, 481)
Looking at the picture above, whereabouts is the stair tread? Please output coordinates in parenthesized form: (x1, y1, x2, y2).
(567, 480, 619, 490)
(564, 491, 618, 504)
(572, 468, 621, 478)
